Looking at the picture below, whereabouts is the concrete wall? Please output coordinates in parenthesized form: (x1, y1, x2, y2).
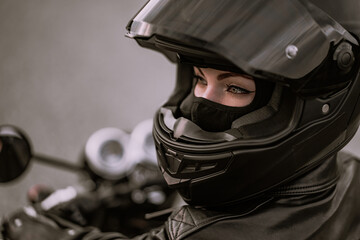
(0, 1, 359, 215)
(0, 0, 175, 214)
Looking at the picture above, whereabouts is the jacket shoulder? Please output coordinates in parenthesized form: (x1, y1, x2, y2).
(165, 206, 231, 240)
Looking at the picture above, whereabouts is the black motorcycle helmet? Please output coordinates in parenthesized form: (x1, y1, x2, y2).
(126, 0, 360, 207)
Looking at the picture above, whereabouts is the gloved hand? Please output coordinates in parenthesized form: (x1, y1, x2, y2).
(1, 206, 79, 240)
(27, 184, 54, 204)
(27, 184, 100, 227)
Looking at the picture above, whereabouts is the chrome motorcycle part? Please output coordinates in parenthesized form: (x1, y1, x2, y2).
(84, 127, 131, 180)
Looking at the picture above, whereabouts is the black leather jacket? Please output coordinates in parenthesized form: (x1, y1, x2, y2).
(31, 151, 360, 240)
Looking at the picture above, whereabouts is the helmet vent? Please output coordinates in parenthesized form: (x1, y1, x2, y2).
(181, 162, 217, 174)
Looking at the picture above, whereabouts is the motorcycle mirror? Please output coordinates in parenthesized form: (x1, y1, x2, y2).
(0, 125, 32, 183)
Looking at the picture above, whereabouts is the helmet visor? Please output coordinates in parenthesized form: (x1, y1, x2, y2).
(127, 0, 357, 81)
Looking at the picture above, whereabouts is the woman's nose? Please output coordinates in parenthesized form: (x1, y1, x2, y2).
(200, 85, 222, 103)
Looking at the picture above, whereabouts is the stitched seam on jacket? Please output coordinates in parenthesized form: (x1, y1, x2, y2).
(171, 197, 273, 240)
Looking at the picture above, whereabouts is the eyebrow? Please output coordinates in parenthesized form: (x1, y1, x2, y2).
(195, 67, 248, 81)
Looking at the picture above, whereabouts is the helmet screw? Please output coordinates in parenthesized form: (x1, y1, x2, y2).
(333, 42, 355, 73)
(322, 104, 330, 114)
(286, 45, 298, 59)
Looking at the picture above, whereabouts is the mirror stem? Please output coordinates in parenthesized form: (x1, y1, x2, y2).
(33, 153, 84, 173)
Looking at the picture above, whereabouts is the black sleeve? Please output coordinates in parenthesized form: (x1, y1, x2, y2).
(72, 226, 169, 240)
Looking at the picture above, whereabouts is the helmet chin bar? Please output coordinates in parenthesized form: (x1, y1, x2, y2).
(152, 86, 303, 205)
(161, 108, 237, 143)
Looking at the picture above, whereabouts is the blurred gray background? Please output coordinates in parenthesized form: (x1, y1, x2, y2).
(0, 1, 359, 215)
(0, 0, 175, 214)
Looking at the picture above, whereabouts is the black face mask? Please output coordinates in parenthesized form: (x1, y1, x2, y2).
(179, 80, 274, 132)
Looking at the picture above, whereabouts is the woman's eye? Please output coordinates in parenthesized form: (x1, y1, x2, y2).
(227, 85, 253, 94)
(194, 75, 207, 86)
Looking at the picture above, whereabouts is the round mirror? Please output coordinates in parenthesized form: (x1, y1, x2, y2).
(0, 125, 32, 183)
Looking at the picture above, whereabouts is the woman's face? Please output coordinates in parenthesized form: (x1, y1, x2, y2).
(193, 67, 256, 107)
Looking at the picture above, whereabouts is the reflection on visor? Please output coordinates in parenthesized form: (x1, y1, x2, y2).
(127, 0, 358, 81)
